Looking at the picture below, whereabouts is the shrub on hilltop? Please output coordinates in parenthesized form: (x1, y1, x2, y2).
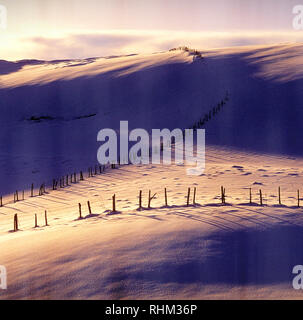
(169, 46, 203, 59)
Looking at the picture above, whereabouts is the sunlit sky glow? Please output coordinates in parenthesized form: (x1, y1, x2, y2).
(1, 0, 303, 60)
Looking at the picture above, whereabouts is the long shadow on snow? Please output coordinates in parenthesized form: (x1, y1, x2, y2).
(107, 224, 303, 287)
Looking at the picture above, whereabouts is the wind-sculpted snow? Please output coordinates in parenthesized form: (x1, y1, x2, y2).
(0, 43, 302, 195)
(0, 44, 303, 299)
(0, 147, 303, 299)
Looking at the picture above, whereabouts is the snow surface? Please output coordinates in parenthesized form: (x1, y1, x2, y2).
(0, 43, 303, 299)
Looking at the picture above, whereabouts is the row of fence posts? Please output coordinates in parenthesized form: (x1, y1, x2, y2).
(226, 186, 301, 208)
(75, 187, 197, 221)
(10, 182, 302, 232)
(138, 187, 198, 211)
(78, 196, 118, 220)
(2, 164, 111, 208)
(13, 210, 48, 232)
(9, 164, 115, 232)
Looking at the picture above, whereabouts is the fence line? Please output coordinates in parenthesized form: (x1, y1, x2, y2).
(10, 185, 303, 233)
(1, 164, 110, 208)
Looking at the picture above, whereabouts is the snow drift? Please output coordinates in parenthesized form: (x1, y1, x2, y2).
(0, 44, 303, 195)
(0, 43, 303, 300)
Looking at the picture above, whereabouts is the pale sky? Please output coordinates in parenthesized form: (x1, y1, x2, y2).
(0, 0, 303, 60)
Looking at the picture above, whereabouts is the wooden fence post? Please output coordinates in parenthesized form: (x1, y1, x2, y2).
(164, 188, 168, 206)
(298, 190, 300, 208)
(259, 189, 263, 206)
(14, 214, 18, 231)
(193, 187, 196, 205)
(249, 188, 252, 204)
(34, 214, 38, 228)
(148, 190, 151, 208)
(31, 183, 34, 197)
(45, 210, 48, 226)
(112, 194, 116, 212)
(79, 203, 82, 219)
(80, 171, 84, 181)
(87, 201, 92, 215)
(139, 190, 142, 209)
(148, 191, 156, 209)
(221, 186, 225, 204)
(187, 188, 191, 206)
(278, 186, 281, 205)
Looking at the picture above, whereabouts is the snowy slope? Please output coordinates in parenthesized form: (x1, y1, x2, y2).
(0, 44, 303, 196)
(1, 147, 303, 299)
(0, 43, 303, 299)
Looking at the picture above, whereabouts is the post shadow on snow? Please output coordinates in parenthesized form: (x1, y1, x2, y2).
(76, 213, 100, 221)
(219, 207, 273, 228)
(129, 211, 164, 221)
(136, 202, 203, 211)
(169, 209, 235, 232)
(8, 228, 23, 233)
(232, 204, 301, 226)
(106, 224, 303, 288)
(105, 209, 122, 216)
(74, 210, 122, 221)
(160, 201, 290, 229)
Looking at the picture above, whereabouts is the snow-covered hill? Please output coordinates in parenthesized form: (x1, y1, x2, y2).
(1, 147, 303, 299)
(0, 44, 303, 195)
(0, 43, 303, 300)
